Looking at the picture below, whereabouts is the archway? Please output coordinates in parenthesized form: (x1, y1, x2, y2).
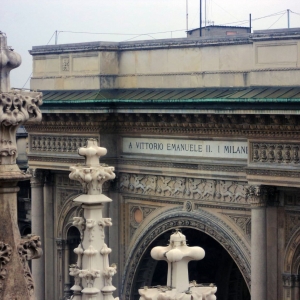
(122, 208, 250, 300)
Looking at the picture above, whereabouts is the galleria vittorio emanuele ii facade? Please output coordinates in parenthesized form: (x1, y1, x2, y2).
(23, 27, 300, 300)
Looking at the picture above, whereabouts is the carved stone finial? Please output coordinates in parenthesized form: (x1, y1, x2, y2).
(78, 138, 107, 167)
(0, 32, 42, 167)
(69, 139, 115, 197)
(0, 32, 21, 93)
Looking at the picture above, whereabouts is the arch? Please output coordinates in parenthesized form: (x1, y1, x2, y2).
(121, 207, 251, 299)
(56, 193, 83, 240)
(284, 228, 300, 274)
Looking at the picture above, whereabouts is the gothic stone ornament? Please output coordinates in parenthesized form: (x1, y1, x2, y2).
(18, 235, 43, 296)
(0, 32, 42, 300)
(139, 230, 217, 300)
(0, 242, 12, 291)
(69, 139, 118, 300)
(69, 139, 115, 199)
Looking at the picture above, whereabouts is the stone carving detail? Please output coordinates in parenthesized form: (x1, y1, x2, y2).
(251, 142, 300, 164)
(223, 214, 251, 237)
(285, 213, 300, 245)
(69, 139, 115, 195)
(62, 58, 69, 71)
(18, 235, 43, 295)
(30, 135, 98, 153)
(120, 173, 249, 204)
(0, 92, 42, 164)
(0, 242, 12, 291)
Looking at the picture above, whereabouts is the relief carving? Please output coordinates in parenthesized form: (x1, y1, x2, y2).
(251, 142, 300, 164)
(222, 213, 251, 238)
(30, 135, 98, 153)
(0, 242, 12, 291)
(18, 235, 42, 295)
(120, 173, 249, 204)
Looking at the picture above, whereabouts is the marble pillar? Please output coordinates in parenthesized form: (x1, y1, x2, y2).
(248, 185, 267, 300)
(30, 169, 45, 300)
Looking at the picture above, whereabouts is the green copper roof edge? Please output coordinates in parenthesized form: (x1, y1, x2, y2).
(42, 98, 300, 104)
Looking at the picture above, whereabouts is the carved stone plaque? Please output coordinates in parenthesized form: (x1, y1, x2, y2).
(123, 137, 248, 159)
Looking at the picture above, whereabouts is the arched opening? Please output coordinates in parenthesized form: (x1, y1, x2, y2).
(131, 228, 250, 300)
(66, 226, 81, 287)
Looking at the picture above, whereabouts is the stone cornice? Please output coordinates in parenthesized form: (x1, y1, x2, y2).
(24, 113, 300, 138)
(30, 29, 300, 55)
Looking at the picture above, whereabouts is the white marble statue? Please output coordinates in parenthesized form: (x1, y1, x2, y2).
(139, 229, 217, 300)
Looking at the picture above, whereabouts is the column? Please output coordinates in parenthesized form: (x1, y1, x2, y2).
(249, 185, 267, 300)
(30, 169, 45, 300)
(266, 187, 279, 300)
(44, 172, 54, 300)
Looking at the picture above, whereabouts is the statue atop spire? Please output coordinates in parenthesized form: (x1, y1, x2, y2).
(139, 230, 217, 300)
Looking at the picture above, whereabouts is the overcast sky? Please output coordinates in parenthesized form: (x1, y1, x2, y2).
(1, 0, 300, 89)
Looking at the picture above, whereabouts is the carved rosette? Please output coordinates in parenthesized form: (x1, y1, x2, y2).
(0, 242, 12, 292)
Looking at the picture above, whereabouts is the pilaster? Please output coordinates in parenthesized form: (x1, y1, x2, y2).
(248, 185, 267, 300)
(29, 168, 45, 300)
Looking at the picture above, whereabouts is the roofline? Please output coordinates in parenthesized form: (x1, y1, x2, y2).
(29, 28, 300, 55)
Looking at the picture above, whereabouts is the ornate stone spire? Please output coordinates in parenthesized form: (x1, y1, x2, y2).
(0, 32, 43, 300)
(69, 139, 118, 300)
(139, 230, 217, 300)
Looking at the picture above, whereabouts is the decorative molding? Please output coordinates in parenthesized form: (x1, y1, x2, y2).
(25, 113, 300, 138)
(29, 134, 98, 153)
(246, 168, 300, 178)
(118, 159, 245, 173)
(251, 142, 300, 164)
(0, 242, 12, 292)
(120, 173, 249, 205)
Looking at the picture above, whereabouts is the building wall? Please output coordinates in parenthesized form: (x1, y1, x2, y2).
(26, 28, 300, 300)
(30, 29, 300, 90)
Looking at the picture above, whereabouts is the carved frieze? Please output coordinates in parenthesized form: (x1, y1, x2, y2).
(30, 135, 99, 153)
(0, 242, 12, 292)
(251, 142, 300, 164)
(120, 173, 249, 204)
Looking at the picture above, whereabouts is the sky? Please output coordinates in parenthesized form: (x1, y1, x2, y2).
(1, 0, 300, 89)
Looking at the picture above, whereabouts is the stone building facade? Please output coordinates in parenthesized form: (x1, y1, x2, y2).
(27, 28, 300, 300)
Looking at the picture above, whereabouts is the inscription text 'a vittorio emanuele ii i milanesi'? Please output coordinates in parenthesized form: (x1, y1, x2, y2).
(123, 137, 248, 159)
